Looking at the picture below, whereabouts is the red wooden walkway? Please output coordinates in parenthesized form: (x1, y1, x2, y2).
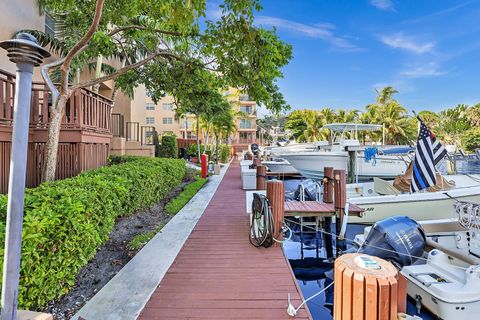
(139, 161, 311, 319)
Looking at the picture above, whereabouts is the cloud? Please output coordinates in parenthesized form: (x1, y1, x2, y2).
(379, 33, 435, 54)
(256, 16, 363, 52)
(400, 62, 447, 78)
(370, 0, 395, 11)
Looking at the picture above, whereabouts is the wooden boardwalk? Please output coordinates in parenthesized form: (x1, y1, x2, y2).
(139, 161, 311, 319)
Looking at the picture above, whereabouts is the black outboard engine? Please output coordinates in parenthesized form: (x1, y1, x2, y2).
(250, 143, 260, 156)
(358, 216, 426, 268)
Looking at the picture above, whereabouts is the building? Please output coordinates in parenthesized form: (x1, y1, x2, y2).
(116, 87, 258, 151)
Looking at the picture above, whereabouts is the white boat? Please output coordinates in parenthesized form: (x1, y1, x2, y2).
(400, 202, 480, 319)
(353, 210, 480, 320)
(279, 123, 411, 180)
(347, 174, 480, 224)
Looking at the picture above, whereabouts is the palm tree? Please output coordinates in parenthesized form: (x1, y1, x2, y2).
(211, 107, 236, 163)
(298, 110, 324, 142)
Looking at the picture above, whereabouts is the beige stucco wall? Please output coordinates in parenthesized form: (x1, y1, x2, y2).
(0, 0, 53, 80)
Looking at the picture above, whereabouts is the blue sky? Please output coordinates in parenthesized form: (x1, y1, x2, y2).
(209, 0, 480, 114)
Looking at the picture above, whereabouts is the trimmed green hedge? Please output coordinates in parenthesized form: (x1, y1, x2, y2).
(0, 156, 185, 309)
(165, 177, 207, 215)
(158, 134, 178, 158)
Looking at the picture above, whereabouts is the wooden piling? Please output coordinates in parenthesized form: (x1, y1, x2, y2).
(253, 157, 261, 168)
(256, 165, 267, 190)
(334, 169, 347, 254)
(323, 167, 334, 258)
(334, 253, 406, 320)
(245, 152, 253, 160)
(347, 149, 356, 183)
(267, 180, 284, 246)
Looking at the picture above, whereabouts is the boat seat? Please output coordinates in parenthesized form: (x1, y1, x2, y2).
(373, 177, 401, 195)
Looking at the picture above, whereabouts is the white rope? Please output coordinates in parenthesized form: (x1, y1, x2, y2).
(287, 281, 334, 317)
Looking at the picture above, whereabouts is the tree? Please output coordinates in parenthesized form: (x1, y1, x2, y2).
(437, 104, 471, 146)
(30, 0, 292, 181)
(467, 103, 480, 127)
(211, 106, 236, 163)
(461, 127, 480, 152)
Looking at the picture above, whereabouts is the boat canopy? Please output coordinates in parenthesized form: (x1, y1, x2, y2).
(323, 123, 382, 132)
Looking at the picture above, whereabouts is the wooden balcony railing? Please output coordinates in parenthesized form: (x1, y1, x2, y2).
(0, 69, 112, 134)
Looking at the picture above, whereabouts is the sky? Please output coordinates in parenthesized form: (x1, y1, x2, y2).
(208, 0, 480, 114)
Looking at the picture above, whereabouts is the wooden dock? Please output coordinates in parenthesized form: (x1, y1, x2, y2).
(139, 161, 311, 319)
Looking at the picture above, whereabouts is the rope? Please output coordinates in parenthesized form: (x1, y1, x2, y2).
(287, 281, 335, 317)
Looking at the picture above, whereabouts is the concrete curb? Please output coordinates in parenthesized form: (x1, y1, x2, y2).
(73, 161, 231, 320)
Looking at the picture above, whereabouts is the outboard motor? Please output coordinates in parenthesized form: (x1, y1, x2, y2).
(358, 216, 426, 268)
(250, 143, 260, 156)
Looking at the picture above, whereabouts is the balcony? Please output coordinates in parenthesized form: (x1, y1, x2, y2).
(0, 69, 113, 193)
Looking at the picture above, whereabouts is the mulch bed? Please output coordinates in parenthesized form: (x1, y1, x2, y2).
(44, 172, 198, 319)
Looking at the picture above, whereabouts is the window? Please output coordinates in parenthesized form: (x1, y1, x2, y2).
(145, 103, 155, 110)
(240, 119, 252, 129)
(146, 117, 155, 125)
(163, 103, 173, 111)
(45, 14, 56, 37)
(240, 106, 253, 114)
(181, 120, 192, 129)
(240, 132, 253, 142)
(162, 117, 173, 124)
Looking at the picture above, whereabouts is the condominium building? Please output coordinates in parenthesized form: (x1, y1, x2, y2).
(118, 87, 258, 152)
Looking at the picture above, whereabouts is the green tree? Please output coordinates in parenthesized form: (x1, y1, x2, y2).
(437, 104, 471, 146)
(467, 103, 480, 127)
(29, 0, 292, 181)
(462, 127, 480, 152)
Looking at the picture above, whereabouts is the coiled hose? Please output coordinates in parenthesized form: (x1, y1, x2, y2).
(250, 193, 274, 248)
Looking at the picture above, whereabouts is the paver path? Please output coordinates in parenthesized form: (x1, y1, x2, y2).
(138, 161, 311, 319)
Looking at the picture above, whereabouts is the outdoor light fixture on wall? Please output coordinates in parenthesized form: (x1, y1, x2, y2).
(0, 33, 50, 320)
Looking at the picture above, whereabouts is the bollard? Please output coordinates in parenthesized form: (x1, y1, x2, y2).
(201, 154, 208, 178)
(267, 180, 284, 246)
(323, 167, 334, 258)
(256, 165, 267, 190)
(334, 253, 406, 320)
(0, 34, 50, 320)
(334, 169, 347, 254)
(245, 152, 253, 160)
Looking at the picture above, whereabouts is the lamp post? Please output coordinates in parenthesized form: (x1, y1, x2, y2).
(0, 33, 50, 320)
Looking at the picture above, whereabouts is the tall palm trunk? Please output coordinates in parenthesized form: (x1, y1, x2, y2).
(215, 131, 219, 164)
(196, 114, 201, 161)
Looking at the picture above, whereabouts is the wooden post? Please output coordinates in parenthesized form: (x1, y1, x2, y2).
(323, 167, 334, 258)
(334, 253, 405, 320)
(334, 169, 347, 254)
(347, 149, 356, 183)
(267, 180, 284, 246)
(253, 157, 261, 168)
(245, 152, 253, 160)
(256, 165, 267, 190)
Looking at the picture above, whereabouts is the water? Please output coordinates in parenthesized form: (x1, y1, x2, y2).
(283, 223, 436, 320)
(438, 159, 480, 175)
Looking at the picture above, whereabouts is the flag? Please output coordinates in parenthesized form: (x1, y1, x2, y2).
(411, 118, 447, 193)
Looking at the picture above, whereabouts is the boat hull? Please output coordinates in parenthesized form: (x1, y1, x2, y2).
(348, 187, 480, 224)
(281, 152, 408, 180)
(262, 161, 298, 174)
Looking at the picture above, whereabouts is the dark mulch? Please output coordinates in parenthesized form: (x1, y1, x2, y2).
(44, 170, 198, 319)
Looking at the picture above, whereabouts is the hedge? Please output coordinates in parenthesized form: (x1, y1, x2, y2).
(158, 134, 178, 158)
(0, 156, 185, 309)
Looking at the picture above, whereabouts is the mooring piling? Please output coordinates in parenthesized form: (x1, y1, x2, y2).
(334, 169, 347, 254)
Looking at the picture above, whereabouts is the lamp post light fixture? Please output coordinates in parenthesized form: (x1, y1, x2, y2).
(0, 33, 50, 320)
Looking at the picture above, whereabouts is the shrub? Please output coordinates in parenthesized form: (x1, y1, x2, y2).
(219, 144, 232, 163)
(158, 134, 178, 158)
(186, 143, 205, 158)
(165, 177, 207, 215)
(462, 127, 480, 152)
(0, 156, 185, 309)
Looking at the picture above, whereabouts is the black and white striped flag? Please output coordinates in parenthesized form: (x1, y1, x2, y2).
(411, 118, 447, 193)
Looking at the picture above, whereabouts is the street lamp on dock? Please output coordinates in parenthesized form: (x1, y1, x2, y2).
(0, 33, 50, 320)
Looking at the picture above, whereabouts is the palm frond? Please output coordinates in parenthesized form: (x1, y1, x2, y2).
(15, 29, 69, 56)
